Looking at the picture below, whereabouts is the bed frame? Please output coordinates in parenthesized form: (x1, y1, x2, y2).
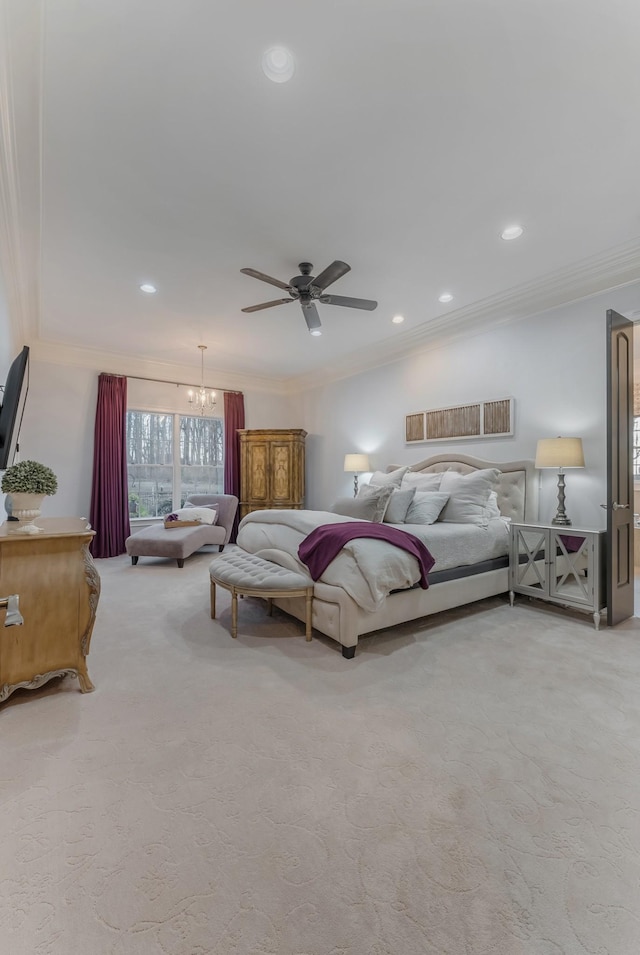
(272, 454, 538, 658)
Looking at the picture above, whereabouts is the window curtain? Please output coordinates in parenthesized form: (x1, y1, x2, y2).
(89, 373, 130, 557)
(223, 391, 245, 542)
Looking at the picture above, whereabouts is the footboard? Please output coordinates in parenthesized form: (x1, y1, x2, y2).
(273, 566, 509, 658)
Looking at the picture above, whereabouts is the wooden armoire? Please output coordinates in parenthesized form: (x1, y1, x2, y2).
(238, 429, 306, 519)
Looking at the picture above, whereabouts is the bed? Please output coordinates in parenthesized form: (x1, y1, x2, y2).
(236, 453, 538, 657)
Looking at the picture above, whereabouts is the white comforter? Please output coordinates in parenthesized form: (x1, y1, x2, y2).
(237, 509, 510, 613)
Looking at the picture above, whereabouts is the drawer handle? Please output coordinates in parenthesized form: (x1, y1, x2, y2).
(0, 594, 24, 628)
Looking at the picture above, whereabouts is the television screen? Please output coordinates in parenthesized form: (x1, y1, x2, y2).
(0, 346, 30, 470)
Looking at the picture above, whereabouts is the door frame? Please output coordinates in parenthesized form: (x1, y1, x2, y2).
(606, 309, 634, 625)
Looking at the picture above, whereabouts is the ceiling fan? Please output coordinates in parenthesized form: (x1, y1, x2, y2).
(240, 260, 377, 334)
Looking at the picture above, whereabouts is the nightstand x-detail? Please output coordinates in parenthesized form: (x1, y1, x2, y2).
(509, 522, 606, 630)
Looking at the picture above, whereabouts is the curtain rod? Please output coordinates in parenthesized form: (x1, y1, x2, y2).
(116, 373, 243, 396)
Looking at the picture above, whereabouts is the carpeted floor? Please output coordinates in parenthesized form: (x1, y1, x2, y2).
(2, 549, 640, 954)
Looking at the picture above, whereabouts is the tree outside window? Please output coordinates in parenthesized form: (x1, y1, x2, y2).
(127, 411, 224, 518)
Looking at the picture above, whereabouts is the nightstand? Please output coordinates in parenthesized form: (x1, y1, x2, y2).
(509, 522, 606, 630)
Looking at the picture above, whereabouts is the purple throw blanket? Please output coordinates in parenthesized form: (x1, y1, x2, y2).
(559, 534, 585, 553)
(298, 521, 436, 588)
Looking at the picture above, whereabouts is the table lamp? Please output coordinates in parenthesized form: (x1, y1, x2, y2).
(534, 436, 585, 526)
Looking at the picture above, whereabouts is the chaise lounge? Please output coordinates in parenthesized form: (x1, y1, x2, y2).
(125, 494, 239, 567)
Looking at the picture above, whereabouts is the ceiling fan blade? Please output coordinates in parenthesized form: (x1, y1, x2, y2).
(301, 302, 322, 331)
(240, 268, 291, 291)
(319, 294, 378, 311)
(310, 260, 351, 292)
(241, 298, 293, 313)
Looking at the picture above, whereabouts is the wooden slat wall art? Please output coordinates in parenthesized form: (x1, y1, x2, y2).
(483, 398, 512, 436)
(405, 412, 426, 443)
(405, 397, 514, 443)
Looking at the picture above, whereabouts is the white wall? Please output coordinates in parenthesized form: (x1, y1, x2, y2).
(18, 360, 293, 518)
(297, 284, 640, 529)
(0, 266, 16, 375)
(17, 361, 97, 519)
(0, 268, 19, 515)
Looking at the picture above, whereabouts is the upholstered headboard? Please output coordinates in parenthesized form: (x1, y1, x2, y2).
(389, 453, 537, 522)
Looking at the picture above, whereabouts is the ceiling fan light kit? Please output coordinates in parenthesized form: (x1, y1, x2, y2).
(241, 260, 377, 334)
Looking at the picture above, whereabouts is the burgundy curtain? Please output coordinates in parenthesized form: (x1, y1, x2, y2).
(89, 374, 130, 557)
(223, 391, 245, 542)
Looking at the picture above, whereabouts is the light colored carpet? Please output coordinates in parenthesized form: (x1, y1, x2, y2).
(2, 548, 640, 954)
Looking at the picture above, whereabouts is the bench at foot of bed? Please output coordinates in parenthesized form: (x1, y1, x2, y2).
(209, 551, 314, 643)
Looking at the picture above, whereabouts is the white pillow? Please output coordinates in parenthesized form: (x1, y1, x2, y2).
(486, 490, 501, 520)
(184, 501, 220, 517)
(438, 468, 501, 526)
(368, 466, 409, 488)
(169, 506, 218, 525)
(383, 487, 416, 523)
(404, 491, 450, 525)
(401, 471, 444, 492)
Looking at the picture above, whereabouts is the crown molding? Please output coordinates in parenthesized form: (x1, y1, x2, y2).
(30, 339, 292, 396)
(283, 237, 640, 394)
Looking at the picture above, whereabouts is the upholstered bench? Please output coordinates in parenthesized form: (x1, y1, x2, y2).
(209, 551, 314, 642)
(125, 494, 238, 568)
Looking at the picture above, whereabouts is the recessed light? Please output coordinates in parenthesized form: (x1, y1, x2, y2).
(310, 328, 322, 337)
(438, 293, 453, 304)
(261, 46, 295, 83)
(392, 314, 405, 324)
(139, 283, 157, 294)
(501, 225, 524, 241)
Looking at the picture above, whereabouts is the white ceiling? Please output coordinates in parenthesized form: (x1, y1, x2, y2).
(10, 0, 640, 385)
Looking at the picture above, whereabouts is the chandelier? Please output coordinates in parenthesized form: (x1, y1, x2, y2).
(187, 345, 217, 415)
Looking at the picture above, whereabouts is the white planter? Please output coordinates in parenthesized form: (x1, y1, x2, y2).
(10, 492, 46, 523)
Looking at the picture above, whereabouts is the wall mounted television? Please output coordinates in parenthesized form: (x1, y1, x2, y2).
(0, 345, 30, 471)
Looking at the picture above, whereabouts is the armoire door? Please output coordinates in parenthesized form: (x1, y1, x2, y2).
(271, 438, 297, 505)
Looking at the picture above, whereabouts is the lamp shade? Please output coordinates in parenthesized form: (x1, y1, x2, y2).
(344, 453, 370, 473)
(535, 437, 585, 469)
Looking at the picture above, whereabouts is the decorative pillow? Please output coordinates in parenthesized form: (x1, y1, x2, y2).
(333, 484, 394, 522)
(401, 471, 444, 492)
(438, 468, 501, 526)
(368, 466, 409, 488)
(358, 482, 395, 516)
(168, 506, 218, 525)
(404, 491, 450, 525)
(331, 496, 385, 522)
(383, 487, 416, 523)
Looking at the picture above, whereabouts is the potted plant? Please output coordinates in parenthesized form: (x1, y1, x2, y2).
(2, 459, 58, 524)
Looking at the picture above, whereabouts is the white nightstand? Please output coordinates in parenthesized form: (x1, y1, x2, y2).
(509, 522, 606, 630)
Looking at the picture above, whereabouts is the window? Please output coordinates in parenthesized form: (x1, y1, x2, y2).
(127, 411, 224, 518)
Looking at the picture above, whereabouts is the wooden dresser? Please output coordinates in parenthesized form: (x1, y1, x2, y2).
(0, 517, 100, 703)
(238, 429, 306, 519)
